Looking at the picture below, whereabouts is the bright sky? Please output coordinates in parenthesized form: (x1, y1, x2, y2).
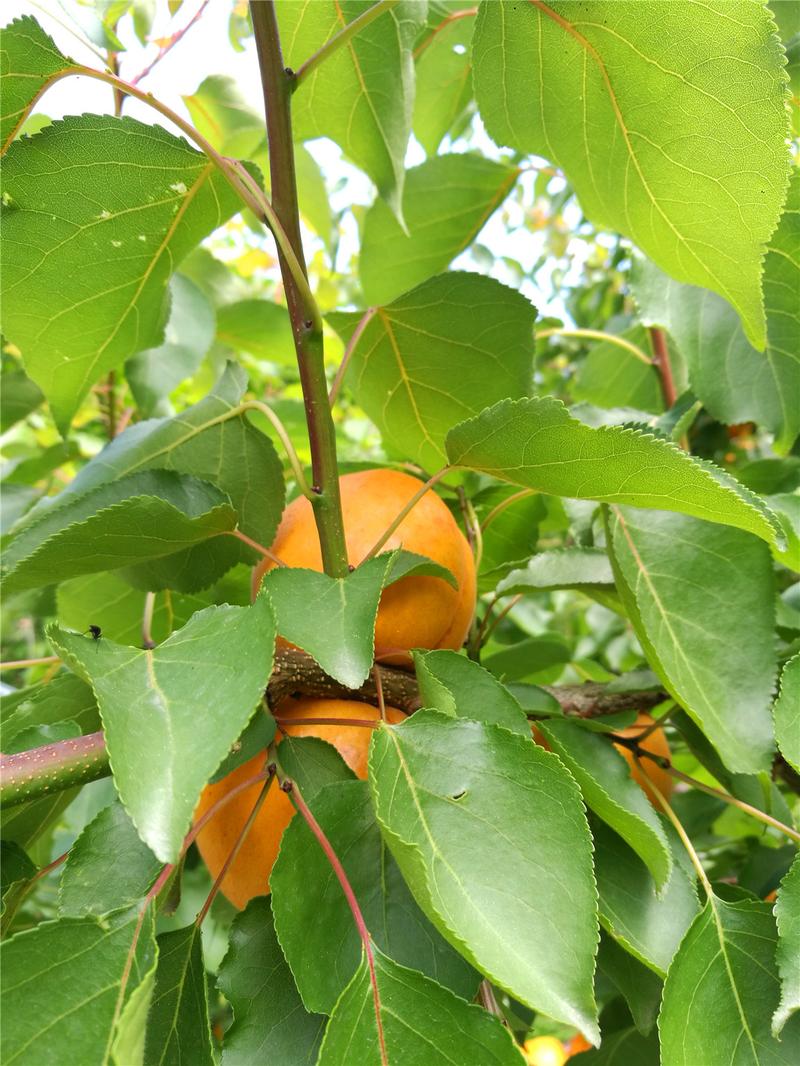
(6, 0, 583, 316)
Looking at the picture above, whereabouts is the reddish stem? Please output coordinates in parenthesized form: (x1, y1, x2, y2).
(129, 0, 211, 86)
(648, 327, 677, 408)
(328, 306, 377, 405)
(414, 7, 478, 57)
(287, 779, 388, 1065)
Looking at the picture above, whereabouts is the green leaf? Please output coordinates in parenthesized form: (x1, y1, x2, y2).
(0, 16, 71, 152)
(632, 171, 800, 453)
(413, 648, 530, 735)
(774, 852, 800, 1036)
(263, 556, 392, 688)
(573, 1025, 659, 1065)
(26, 364, 285, 590)
(1, 470, 236, 594)
(0, 115, 247, 432)
(275, 735, 356, 798)
(573, 325, 665, 414)
(59, 801, 161, 918)
(369, 711, 600, 1040)
(0, 841, 36, 909)
(769, 493, 800, 571)
(48, 590, 275, 862)
(592, 820, 699, 977)
(278, 1, 426, 218)
(126, 275, 215, 417)
(608, 508, 777, 774)
(597, 933, 662, 1036)
(215, 298, 296, 365)
(385, 549, 457, 589)
(475, 486, 546, 592)
(660, 896, 800, 1064)
(471, 0, 791, 348)
(496, 548, 614, 598)
(413, 11, 475, 155)
(482, 633, 572, 682)
(143, 925, 213, 1066)
(318, 945, 522, 1066)
(1, 672, 98, 750)
(272, 780, 478, 1015)
(446, 397, 783, 548)
(540, 719, 672, 889)
(0, 907, 156, 1066)
(359, 155, 519, 305)
(774, 654, 800, 774)
(0, 361, 44, 432)
(217, 897, 326, 1066)
(330, 273, 536, 470)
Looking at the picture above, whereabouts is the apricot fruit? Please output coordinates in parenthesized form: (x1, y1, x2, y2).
(523, 1036, 568, 1066)
(195, 697, 404, 909)
(252, 469, 476, 660)
(614, 714, 673, 806)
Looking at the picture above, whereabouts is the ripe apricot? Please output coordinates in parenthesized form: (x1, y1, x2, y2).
(194, 698, 404, 909)
(252, 469, 476, 660)
(523, 1036, 568, 1066)
(614, 714, 673, 806)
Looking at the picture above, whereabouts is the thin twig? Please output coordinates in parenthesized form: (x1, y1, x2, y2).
(328, 307, 377, 405)
(226, 529, 287, 567)
(648, 327, 677, 408)
(129, 0, 211, 86)
(479, 488, 537, 533)
(141, 591, 156, 650)
(240, 399, 314, 498)
(373, 666, 387, 722)
(537, 327, 653, 366)
(477, 594, 522, 649)
(294, 0, 400, 86)
(0, 655, 60, 671)
(362, 467, 452, 561)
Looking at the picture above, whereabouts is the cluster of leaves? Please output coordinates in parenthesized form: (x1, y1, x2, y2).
(1, 2, 799, 1065)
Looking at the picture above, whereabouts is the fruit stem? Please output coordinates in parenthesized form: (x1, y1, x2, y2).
(362, 466, 452, 561)
(282, 775, 388, 1064)
(251, 3, 350, 578)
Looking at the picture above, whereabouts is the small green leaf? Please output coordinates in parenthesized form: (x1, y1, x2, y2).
(272, 780, 478, 1015)
(330, 273, 536, 470)
(472, 0, 791, 348)
(385, 549, 457, 589)
(217, 897, 326, 1066)
(59, 801, 161, 918)
(275, 735, 356, 799)
(369, 711, 599, 1040)
(446, 397, 783, 548)
(48, 590, 275, 862)
(0, 361, 44, 432)
(318, 945, 522, 1066)
(608, 508, 777, 774)
(482, 633, 572, 682)
(573, 325, 665, 414)
(413, 648, 530, 735)
(143, 925, 213, 1066)
(264, 556, 392, 688)
(215, 298, 296, 365)
(0, 115, 249, 431)
(359, 155, 519, 305)
(1, 470, 236, 594)
(660, 896, 800, 1064)
(413, 11, 474, 155)
(278, 1, 426, 218)
(774, 654, 800, 774)
(0, 16, 71, 152)
(126, 275, 215, 417)
(0, 841, 36, 910)
(593, 820, 699, 977)
(774, 851, 800, 1035)
(496, 548, 614, 598)
(0, 907, 156, 1066)
(540, 720, 672, 889)
(1, 672, 98, 751)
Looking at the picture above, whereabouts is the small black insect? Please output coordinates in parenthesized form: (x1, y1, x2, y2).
(84, 624, 102, 651)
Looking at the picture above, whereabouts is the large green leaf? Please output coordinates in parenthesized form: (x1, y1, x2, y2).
(59, 801, 161, 918)
(608, 508, 776, 774)
(217, 898, 325, 1066)
(412, 648, 530, 735)
(24, 364, 285, 590)
(1, 470, 236, 594)
(540, 720, 672, 889)
(632, 170, 800, 453)
(143, 925, 213, 1066)
(278, 1, 425, 218)
(413, 9, 475, 155)
(659, 896, 800, 1064)
(774, 653, 800, 774)
(272, 780, 477, 1015)
(0, 907, 156, 1066)
(472, 0, 791, 348)
(0, 115, 247, 432)
(48, 590, 275, 862)
(126, 274, 215, 418)
(318, 945, 522, 1066)
(359, 154, 519, 305)
(369, 711, 600, 1040)
(593, 820, 699, 977)
(774, 852, 800, 1036)
(0, 16, 71, 152)
(264, 556, 392, 688)
(330, 273, 535, 470)
(446, 397, 783, 548)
